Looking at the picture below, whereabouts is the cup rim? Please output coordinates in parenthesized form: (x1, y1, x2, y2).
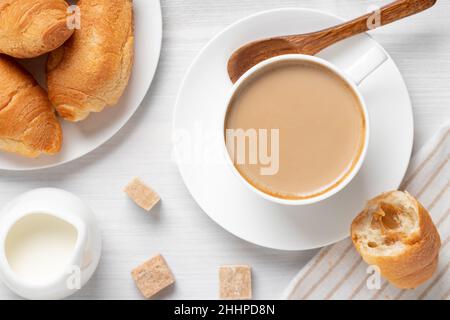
(221, 54, 370, 206)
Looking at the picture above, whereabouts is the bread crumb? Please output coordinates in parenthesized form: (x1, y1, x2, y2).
(219, 265, 252, 300)
(131, 254, 175, 299)
(124, 177, 160, 211)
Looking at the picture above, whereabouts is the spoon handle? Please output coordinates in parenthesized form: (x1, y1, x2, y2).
(286, 0, 437, 52)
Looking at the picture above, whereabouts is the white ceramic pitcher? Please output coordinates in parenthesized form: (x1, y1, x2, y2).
(0, 188, 102, 300)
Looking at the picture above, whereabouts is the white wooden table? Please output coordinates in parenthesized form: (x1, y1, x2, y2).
(0, 0, 449, 300)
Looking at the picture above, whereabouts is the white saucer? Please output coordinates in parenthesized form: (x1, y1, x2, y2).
(0, 0, 162, 171)
(173, 8, 414, 251)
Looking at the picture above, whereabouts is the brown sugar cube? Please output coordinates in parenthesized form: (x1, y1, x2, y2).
(131, 254, 175, 299)
(219, 265, 252, 300)
(124, 177, 160, 211)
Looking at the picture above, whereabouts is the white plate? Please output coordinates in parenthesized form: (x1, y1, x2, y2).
(173, 8, 414, 251)
(0, 0, 162, 171)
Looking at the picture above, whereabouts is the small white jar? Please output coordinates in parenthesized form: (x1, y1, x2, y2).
(0, 188, 102, 300)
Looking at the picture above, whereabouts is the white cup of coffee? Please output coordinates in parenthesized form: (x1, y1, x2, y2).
(221, 47, 388, 205)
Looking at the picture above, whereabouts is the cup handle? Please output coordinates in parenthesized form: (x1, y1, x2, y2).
(346, 46, 388, 85)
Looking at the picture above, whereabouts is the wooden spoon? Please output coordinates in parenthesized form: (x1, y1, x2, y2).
(228, 0, 437, 83)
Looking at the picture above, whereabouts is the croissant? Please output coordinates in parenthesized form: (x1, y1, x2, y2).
(0, 55, 62, 158)
(47, 0, 134, 122)
(0, 0, 74, 58)
(351, 191, 441, 289)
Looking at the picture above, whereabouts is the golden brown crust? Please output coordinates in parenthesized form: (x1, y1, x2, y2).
(351, 191, 441, 289)
(0, 55, 62, 158)
(0, 0, 74, 58)
(47, 0, 134, 122)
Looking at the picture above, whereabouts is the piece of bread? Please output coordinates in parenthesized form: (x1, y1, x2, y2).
(0, 0, 74, 58)
(351, 191, 441, 289)
(0, 55, 62, 158)
(131, 254, 175, 299)
(47, 0, 134, 122)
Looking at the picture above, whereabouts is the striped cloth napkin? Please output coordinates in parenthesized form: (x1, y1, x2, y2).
(284, 121, 449, 300)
